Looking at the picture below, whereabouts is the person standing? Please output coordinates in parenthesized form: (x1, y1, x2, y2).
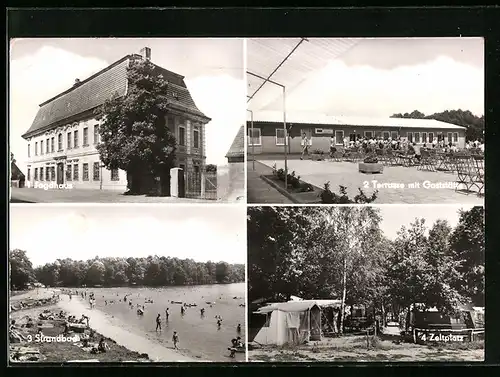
(329, 136, 337, 158)
(300, 133, 309, 160)
(156, 314, 162, 332)
(172, 331, 179, 349)
(165, 308, 169, 321)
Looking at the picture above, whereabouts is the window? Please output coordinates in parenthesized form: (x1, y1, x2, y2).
(73, 164, 79, 181)
(28, 144, 31, 158)
(58, 134, 63, 151)
(178, 126, 186, 146)
(94, 125, 100, 144)
(407, 132, 413, 143)
(375, 131, 382, 139)
(40, 167, 44, 181)
(447, 132, 453, 143)
(248, 128, 262, 146)
(83, 163, 89, 181)
(93, 162, 100, 181)
(40, 140, 44, 155)
(34, 168, 38, 180)
(35, 142, 38, 156)
(27, 168, 30, 181)
(383, 131, 390, 140)
(67, 132, 72, 149)
(364, 131, 373, 139)
(51, 167, 55, 181)
(276, 128, 286, 146)
(453, 132, 458, 143)
(46, 139, 49, 154)
(51, 137, 55, 152)
(45, 167, 50, 181)
(193, 128, 200, 149)
(335, 130, 344, 145)
(414, 133, 421, 143)
(438, 133, 444, 142)
(66, 164, 72, 181)
(74, 130, 79, 148)
(83, 127, 89, 146)
(391, 131, 398, 139)
(422, 132, 428, 144)
(111, 168, 119, 181)
(428, 132, 434, 143)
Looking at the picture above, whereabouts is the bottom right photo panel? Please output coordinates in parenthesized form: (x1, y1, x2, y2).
(247, 205, 485, 362)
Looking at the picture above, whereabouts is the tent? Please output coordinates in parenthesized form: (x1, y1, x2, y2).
(252, 301, 323, 346)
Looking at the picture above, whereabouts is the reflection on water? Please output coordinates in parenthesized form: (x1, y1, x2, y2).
(81, 283, 245, 362)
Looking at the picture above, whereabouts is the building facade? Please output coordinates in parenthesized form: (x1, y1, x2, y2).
(22, 47, 210, 192)
(218, 125, 245, 201)
(247, 113, 467, 155)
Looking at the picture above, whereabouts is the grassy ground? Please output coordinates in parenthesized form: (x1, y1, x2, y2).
(10, 304, 150, 363)
(248, 334, 484, 362)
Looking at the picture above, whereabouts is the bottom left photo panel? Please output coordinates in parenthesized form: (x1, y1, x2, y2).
(8, 204, 247, 363)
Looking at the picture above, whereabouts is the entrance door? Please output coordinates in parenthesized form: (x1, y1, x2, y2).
(57, 163, 64, 185)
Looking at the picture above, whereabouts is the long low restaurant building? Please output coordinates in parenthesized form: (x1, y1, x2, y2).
(246, 112, 467, 155)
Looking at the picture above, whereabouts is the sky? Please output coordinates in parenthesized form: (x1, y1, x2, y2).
(9, 38, 245, 173)
(248, 37, 484, 118)
(378, 204, 477, 240)
(9, 205, 246, 267)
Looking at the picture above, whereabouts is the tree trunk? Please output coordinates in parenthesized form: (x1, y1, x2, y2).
(381, 302, 386, 328)
(339, 256, 347, 335)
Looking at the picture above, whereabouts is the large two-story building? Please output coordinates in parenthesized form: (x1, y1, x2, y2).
(22, 47, 210, 192)
(247, 112, 467, 155)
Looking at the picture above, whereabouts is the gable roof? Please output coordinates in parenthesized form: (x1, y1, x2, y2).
(248, 111, 466, 130)
(226, 125, 244, 159)
(22, 54, 209, 139)
(11, 161, 25, 179)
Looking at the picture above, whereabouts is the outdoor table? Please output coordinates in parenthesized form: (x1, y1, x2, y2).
(436, 153, 455, 172)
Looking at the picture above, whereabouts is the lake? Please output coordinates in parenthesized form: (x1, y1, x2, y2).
(78, 283, 245, 361)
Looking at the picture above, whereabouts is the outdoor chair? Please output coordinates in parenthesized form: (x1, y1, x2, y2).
(417, 149, 436, 171)
(454, 155, 481, 194)
(472, 155, 484, 195)
(436, 152, 455, 173)
(384, 149, 398, 166)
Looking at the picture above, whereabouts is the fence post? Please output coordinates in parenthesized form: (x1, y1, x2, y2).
(201, 170, 206, 199)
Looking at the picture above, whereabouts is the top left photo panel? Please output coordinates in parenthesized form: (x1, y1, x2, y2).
(9, 38, 246, 204)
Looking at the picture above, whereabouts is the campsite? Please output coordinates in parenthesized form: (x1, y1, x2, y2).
(247, 206, 485, 362)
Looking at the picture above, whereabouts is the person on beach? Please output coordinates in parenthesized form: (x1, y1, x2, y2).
(98, 338, 110, 353)
(172, 331, 179, 349)
(200, 308, 205, 316)
(217, 319, 222, 329)
(165, 308, 169, 321)
(237, 324, 241, 334)
(156, 314, 162, 331)
(181, 306, 185, 315)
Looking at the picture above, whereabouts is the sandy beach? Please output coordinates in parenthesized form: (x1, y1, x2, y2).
(56, 293, 197, 362)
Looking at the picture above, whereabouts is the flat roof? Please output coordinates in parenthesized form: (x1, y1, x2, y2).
(248, 111, 466, 130)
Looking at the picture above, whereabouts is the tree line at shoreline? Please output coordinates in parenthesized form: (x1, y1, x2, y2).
(248, 206, 484, 331)
(9, 253, 245, 290)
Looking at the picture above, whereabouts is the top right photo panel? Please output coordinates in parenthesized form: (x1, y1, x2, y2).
(246, 38, 484, 205)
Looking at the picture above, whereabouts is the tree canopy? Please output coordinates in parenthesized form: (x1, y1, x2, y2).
(390, 109, 484, 141)
(10, 253, 244, 288)
(95, 58, 177, 193)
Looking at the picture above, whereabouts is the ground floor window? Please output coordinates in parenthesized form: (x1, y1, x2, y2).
(447, 132, 453, 144)
(51, 167, 56, 181)
(66, 164, 72, 181)
(349, 133, 361, 142)
(93, 162, 100, 181)
(248, 128, 262, 146)
(383, 131, 390, 140)
(34, 168, 38, 180)
(414, 132, 421, 143)
(391, 131, 398, 139)
(422, 132, 428, 144)
(364, 131, 373, 139)
(407, 132, 413, 143)
(45, 167, 50, 181)
(73, 164, 79, 181)
(335, 130, 344, 145)
(437, 133, 444, 142)
(40, 167, 44, 181)
(375, 131, 382, 139)
(429, 132, 434, 143)
(111, 168, 119, 181)
(275, 128, 286, 146)
(27, 168, 30, 181)
(83, 163, 89, 181)
(453, 132, 458, 143)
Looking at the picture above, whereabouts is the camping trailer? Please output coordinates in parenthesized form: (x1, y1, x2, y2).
(252, 301, 322, 346)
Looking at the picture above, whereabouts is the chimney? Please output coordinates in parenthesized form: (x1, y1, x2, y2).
(74, 78, 81, 86)
(139, 47, 151, 61)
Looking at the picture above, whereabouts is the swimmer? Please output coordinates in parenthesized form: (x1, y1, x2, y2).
(237, 324, 241, 333)
(156, 314, 162, 331)
(172, 331, 179, 349)
(165, 308, 169, 321)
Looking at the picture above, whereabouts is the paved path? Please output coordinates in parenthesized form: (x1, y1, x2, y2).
(247, 161, 293, 204)
(259, 160, 484, 205)
(10, 187, 217, 204)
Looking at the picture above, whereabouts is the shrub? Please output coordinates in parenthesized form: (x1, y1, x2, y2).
(205, 164, 217, 173)
(312, 149, 324, 155)
(320, 182, 378, 204)
(363, 156, 378, 164)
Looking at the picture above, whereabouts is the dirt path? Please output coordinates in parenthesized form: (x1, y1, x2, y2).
(56, 295, 197, 362)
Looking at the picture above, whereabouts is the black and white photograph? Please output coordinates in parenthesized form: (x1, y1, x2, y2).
(247, 205, 484, 362)
(9, 205, 246, 363)
(246, 38, 484, 205)
(10, 38, 245, 203)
